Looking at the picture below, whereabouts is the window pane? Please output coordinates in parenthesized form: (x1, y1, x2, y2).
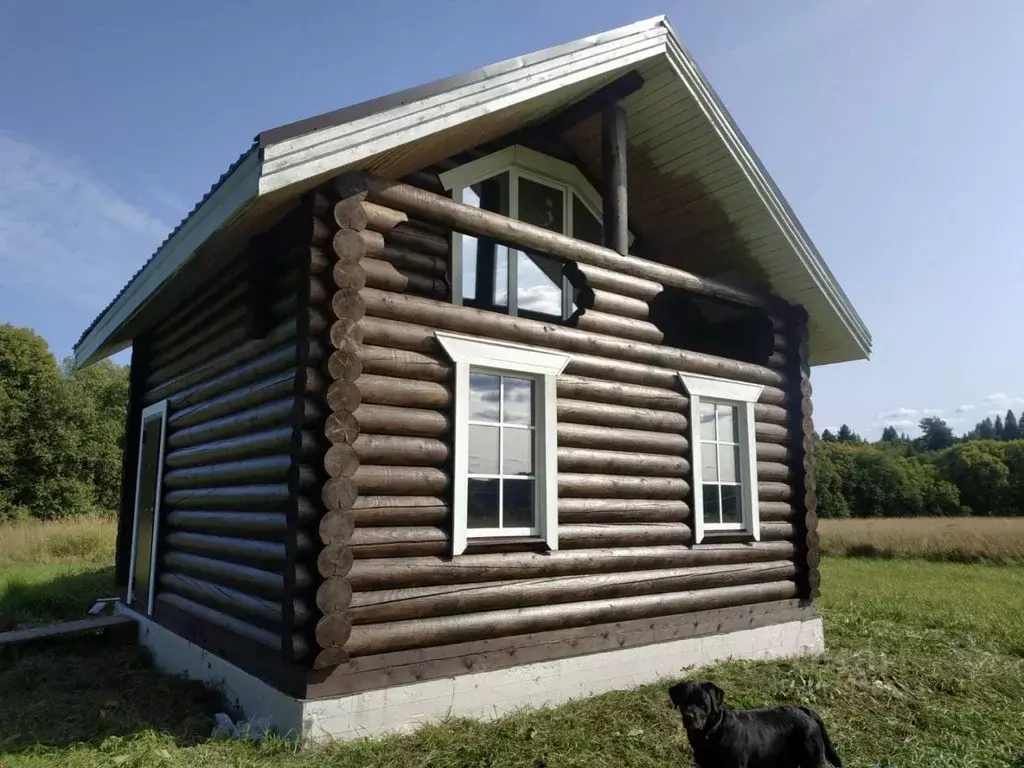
(702, 484, 721, 525)
(468, 425, 499, 474)
(719, 444, 740, 483)
(468, 478, 499, 528)
(721, 485, 741, 524)
(518, 177, 564, 233)
(469, 372, 500, 421)
(493, 246, 509, 307)
(503, 377, 534, 425)
(701, 441, 718, 482)
(718, 404, 739, 443)
(503, 428, 533, 475)
(699, 403, 716, 440)
(460, 186, 481, 301)
(503, 479, 535, 528)
(572, 195, 602, 245)
(517, 252, 563, 317)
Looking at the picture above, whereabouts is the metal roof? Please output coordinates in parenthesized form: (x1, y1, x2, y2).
(74, 15, 870, 367)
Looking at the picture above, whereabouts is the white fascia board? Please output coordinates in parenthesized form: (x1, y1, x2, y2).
(74, 149, 262, 367)
(661, 30, 871, 361)
(678, 372, 763, 404)
(257, 31, 667, 195)
(435, 331, 570, 376)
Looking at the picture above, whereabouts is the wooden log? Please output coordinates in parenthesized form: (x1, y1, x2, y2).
(401, 169, 446, 194)
(164, 531, 290, 565)
(756, 442, 791, 463)
(336, 581, 798, 655)
(758, 502, 796, 522)
(353, 434, 449, 466)
(334, 198, 369, 231)
(557, 399, 686, 434)
(332, 228, 368, 265)
(755, 422, 789, 444)
(557, 423, 688, 456)
(361, 257, 447, 297)
(166, 510, 289, 536)
(325, 380, 361, 413)
(164, 344, 297, 412)
(147, 325, 250, 388)
(317, 546, 355, 578)
(151, 264, 247, 341)
(360, 229, 448, 275)
(297, 245, 330, 275)
(322, 477, 358, 510)
(350, 495, 449, 527)
(327, 338, 364, 383)
(336, 172, 780, 311)
(354, 374, 451, 409)
(164, 484, 291, 511)
(346, 561, 797, 624)
(355, 465, 449, 495)
(360, 202, 450, 257)
(325, 411, 360, 445)
(566, 261, 662, 301)
(760, 522, 796, 541)
(352, 404, 450, 438)
(316, 577, 353, 614)
(557, 375, 685, 410)
(167, 398, 320, 450)
(324, 443, 359, 478)
(168, 370, 299, 430)
(359, 345, 451, 382)
(753, 403, 789, 426)
(159, 572, 310, 627)
(331, 287, 366, 322)
(319, 509, 355, 546)
(344, 540, 795, 590)
(358, 317, 440, 354)
(144, 317, 299, 404)
(575, 309, 663, 344)
(602, 102, 629, 254)
(329, 318, 366, 350)
(557, 447, 688, 477)
(157, 593, 295, 654)
(164, 426, 297, 469)
(559, 474, 687, 499)
(558, 498, 689, 523)
(575, 286, 650, 320)
(163, 551, 309, 597)
(361, 288, 785, 388)
(331, 261, 367, 292)
(162, 455, 294, 490)
(149, 302, 249, 371)
(758, 482, 793, 502)
(756, 461, 792, 482)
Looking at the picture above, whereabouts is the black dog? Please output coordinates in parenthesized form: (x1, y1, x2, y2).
(668, 681, 842, 767)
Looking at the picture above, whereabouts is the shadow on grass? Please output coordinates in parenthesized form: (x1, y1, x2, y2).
(831, 543, 1023, 566)
(0, 635, 223, 753)
(0, 565, 118, 628)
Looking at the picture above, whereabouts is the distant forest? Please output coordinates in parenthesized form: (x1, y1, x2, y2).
(817, 414, 1024, 518)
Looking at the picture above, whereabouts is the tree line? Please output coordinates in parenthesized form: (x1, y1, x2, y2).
(0, 325, 128, 520)
(818, 413, 1024, 518)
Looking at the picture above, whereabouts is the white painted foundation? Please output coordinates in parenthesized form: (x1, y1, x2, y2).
(117, 602, 824, 744)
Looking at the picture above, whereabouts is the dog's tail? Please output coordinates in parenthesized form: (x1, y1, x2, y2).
(799, 707, 842, 767)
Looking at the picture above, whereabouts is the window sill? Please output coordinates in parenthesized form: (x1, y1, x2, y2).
(695, 530, 758, 545)
(464, 536, 550, 555)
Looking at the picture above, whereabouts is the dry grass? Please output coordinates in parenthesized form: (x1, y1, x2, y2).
(819, 516, 1024, 564)
(0, 517, 116, 569)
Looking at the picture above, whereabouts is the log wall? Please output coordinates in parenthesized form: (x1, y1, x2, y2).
(310, 170, 814, 670)
(136, 204, 330, 670)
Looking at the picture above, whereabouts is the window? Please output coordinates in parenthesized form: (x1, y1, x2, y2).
(436, 332, 570, 554)
(128, 400, 168, 615)
(678, 373, 764, 544)
(440, 145, 631, 322)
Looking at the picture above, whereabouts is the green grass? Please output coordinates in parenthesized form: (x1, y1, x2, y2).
(1, 556, 1022, 767)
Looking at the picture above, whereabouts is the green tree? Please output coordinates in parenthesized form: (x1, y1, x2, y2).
(821, 429, 837, 443)
(995, 415, 1005, 439)
(837, 424, 863, 444)
(880, 425, 899, 443)
(815, 440, 852, 518)
(1003, 410, 1019, 440)
(919, 416, 954, 451)
(934, 441, 1009, 516)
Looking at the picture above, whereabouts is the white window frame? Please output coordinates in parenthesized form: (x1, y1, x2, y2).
(440, 145, 634, 318)
(436, 331, 569, 555)
(127, 399, 169, 614)
(679, 373, 764, 544)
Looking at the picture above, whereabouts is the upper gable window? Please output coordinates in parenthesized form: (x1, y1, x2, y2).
(440, 146, 629, 322)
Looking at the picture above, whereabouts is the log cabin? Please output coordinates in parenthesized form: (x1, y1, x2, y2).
(74, 16, 871, 742)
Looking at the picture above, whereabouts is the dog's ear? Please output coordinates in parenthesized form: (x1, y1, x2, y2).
(667, 682, 686, 709)
(701, 682, 725, 713)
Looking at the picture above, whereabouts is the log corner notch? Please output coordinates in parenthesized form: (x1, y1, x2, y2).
(787, 305, 819, 600)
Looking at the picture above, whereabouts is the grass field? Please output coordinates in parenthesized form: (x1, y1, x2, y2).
(820, 516, 1024, 564)
(1, 518, 1023, 767)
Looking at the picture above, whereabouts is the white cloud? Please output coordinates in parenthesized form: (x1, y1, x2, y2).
(955, 404, 975, 414)
(878, 407, 919, 420)
(0, 133, 167, 308)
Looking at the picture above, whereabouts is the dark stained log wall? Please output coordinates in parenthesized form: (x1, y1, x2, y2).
(135, 206, 328, 669)
(310, 169, 813, 670)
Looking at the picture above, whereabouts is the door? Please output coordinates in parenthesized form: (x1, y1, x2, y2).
(127, 401, 167, 615)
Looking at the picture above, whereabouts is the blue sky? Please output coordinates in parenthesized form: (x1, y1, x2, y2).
(2, 0, 1023, 440)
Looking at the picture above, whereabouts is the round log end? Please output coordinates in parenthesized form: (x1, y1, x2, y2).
(334, 199, 369, 231)
(333, 228, 368, 265)
(320, 510, 356, 546)
(332, 288, 366, 323)
(333, 173, 370, 201)
(325, 442, 360, 479)
(314, 612, 353, 651)
(317, 544, 355, 580)
(332, 261, 367, 292)
(326, 379, 362, 413)
(316, 577, 354, 614)
(313, 647, 350, 670)
(327, 341, 364, 383)
(322, 476, 358, 510)
(325, 411, 360, 445)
